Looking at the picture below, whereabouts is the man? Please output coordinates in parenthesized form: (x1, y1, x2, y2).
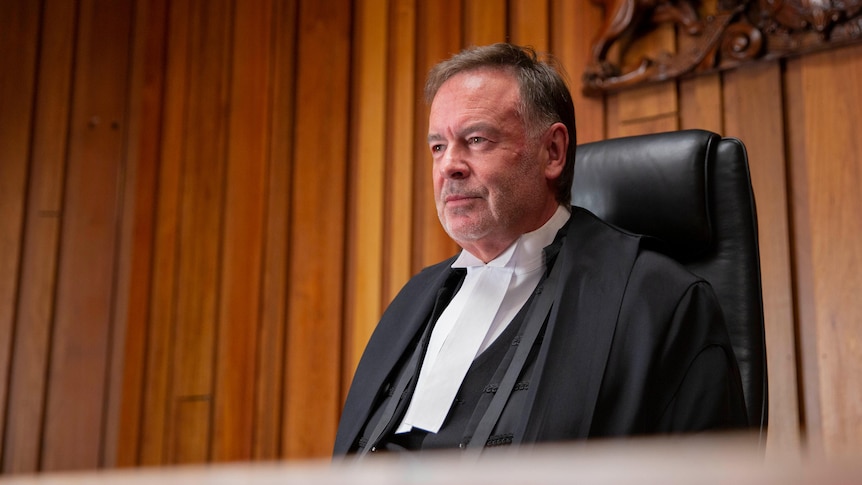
(333, 43, 747, 456)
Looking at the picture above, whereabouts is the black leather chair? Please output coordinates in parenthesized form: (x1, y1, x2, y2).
(571, 129, 768, 439)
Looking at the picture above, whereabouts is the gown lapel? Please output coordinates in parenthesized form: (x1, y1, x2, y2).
(334, 258, 460, 453)
(517, 208, 641, 442)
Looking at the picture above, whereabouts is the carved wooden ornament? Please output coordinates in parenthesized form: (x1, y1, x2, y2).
(583, 0, 862, 96)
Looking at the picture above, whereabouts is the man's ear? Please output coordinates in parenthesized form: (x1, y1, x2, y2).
(544, 122, 568, 180)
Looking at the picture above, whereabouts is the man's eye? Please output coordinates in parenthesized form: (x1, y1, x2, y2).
(431, 144, 444, 153)
(468, 137, 485, 144)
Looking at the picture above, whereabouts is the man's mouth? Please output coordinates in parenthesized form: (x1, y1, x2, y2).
(444, 194, 483, 209)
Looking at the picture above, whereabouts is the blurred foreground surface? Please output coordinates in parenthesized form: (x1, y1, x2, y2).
(1, 433, 858, 484)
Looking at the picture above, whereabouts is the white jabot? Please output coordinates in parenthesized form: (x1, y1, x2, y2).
(398, 205, 571, 434)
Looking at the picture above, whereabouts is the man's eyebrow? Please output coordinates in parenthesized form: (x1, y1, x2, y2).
(427, 133, 445, 143)
(459, 122, 499, 138)
(427, 123, 500, 143)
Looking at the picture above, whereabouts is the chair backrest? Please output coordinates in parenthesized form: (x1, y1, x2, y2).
(571, 129, 768, 436)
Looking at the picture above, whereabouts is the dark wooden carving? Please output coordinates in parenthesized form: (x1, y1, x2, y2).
(583, 0, 862, 95)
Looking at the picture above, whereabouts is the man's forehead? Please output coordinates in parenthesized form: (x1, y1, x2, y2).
(456, 69, 500, 90)
(438, 66, 518, 93)
(430, 70, 521, 117)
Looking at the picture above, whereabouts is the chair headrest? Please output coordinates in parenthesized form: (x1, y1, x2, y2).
(571, 130, 717, 256)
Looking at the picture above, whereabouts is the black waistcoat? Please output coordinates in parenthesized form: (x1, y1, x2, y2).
(355, 273, 544, 452)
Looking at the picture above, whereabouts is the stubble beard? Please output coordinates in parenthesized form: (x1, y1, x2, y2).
(438, 186, 494, 243)
(438, 146, 545, 248)
(438, 174, 532, 246)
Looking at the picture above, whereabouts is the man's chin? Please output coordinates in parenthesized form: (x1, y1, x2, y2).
(442, 223, 488, 244)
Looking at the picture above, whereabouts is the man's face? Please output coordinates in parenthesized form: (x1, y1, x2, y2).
(428, 68, 554, 261)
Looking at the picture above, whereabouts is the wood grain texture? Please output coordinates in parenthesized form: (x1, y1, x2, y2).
(382, 0, 417, 311)
(679, 74, 723, 133)
(463, 0, 506, 46)
(510, 0, 549, 51)
(40, 0, 133, 470)
(785, 45, 862, 458)
(137, 0, 192, 465)
(677, 0, 723, 134)
(112, 0, 168, 468)
(606, 22, 678, 138)
(2, 0, 75, 473)
(723, 61, 802, 456)
(282, 0, 351, 459)
(413, 0, 461, 270)
(345, 0, 389, 387)
(620, 23, 677, 118)
(211, 0, 273, 462)
(0, 0, 40, 469)
(164, 0, 233, 463)
(782, 53, 821, 456)
(252, 0, 297, 461)
(7, 0, 862, 473)
(552, 0, 605, 144)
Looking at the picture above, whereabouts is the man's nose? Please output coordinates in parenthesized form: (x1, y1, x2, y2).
(439, 145, 469, 179)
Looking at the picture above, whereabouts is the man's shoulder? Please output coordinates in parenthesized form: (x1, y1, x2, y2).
(562, 207, 644, 262)
(566, 206, 705, 287)
(566, 206, 642, 244)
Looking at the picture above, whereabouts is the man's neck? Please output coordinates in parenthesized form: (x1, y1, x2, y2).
(456, 205, 571, 265)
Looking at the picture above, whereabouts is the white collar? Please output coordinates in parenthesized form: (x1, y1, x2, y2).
(452, 205, 571, 275)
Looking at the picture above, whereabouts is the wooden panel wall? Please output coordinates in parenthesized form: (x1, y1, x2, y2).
(1, 0, 861, 475)
(0, 0, 134, 473)
(785, 45, 862, 458)
(117, 0, 352, 465)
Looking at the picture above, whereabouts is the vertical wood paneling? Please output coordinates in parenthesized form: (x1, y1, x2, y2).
(463, 0, 506, 46)
(40, 0, 133, 470)
(510, 0, 549, 51)
(345, 0, 389, 384)
(0, 0, 40, 468)
(786, 45, 862, 458)
(382, 0, 417, 308)
(253, 0, 297, 460)
(168, 399, 209, 464)
(606, 23, 678, 138)
(723, 61, 801, 456)
(679, 74, 723, 133)
(678, 0, 722, 133)
(211, 0, 273, 462)
(165, 0, 232, 464)
(6, 0, 862, 472)
(784, 56, 822, 456)
(551, 0, 605, 144)
(413, 0, 461, 270)
(606, 85, 678, 137)
(2, 0, 75, 473)
(784, 54, 821, 456)
(113, 0, 168, 467)
(283, 0, 351, 459)
(137, 0, 189, 464)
